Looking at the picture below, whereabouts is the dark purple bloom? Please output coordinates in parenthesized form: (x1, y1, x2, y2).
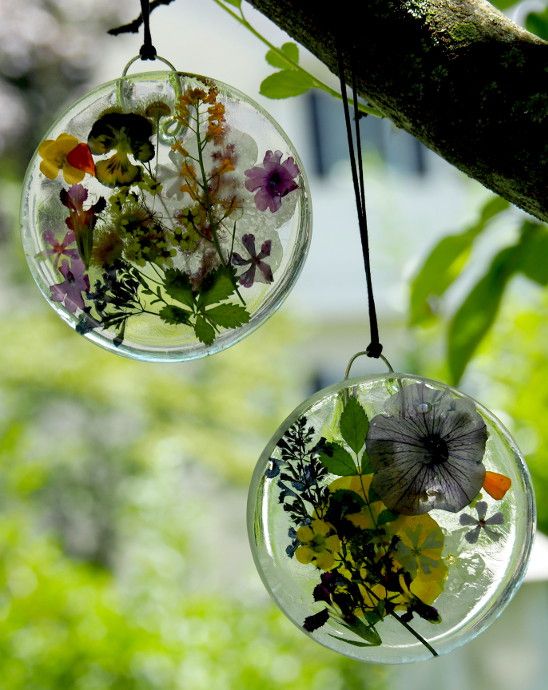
(244, 150, 299, 212)
(459, 501, 504, 543)
(50, 258, 89, 314)
(367, 383, 487, 515)
(232, 233, 274, 287)
(42, 229, 79, 266)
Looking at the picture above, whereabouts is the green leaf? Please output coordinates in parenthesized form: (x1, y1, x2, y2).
(318, 442, 357, 476)
(340, 617, 382, 646)
(376, 509, 398, 526)
(206, 303, 250, 328)
(489, 0, 517, 8)
(159, 305, 191, 326)
(409, 196, 510, 326)
(199, 267, 236, 307)
(516, 221, 548, 286)
(360, 451, 374, 475)
(327, 634, 376, 648)
(339, 396, 368, 454)
(447, 246, 516, 384)
(260, 70, 314, 99)
(221, 0, 242, 8)
(265, 42, 299, 69)
(194, 316, 216, 345)
(164, 269, 195, 308)
(526, 8, 548, 40)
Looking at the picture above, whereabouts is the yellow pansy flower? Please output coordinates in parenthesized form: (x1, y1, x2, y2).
(38, 133, 85, 185)
(295, 519, 341, 570)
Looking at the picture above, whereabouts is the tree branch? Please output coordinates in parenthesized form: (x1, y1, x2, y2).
(108, 0, 175, 36)
(246, 0, 548, 221)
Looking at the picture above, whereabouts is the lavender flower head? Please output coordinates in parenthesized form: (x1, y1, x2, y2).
(244, 150, 299, 213)
(366, 383, 488, 515)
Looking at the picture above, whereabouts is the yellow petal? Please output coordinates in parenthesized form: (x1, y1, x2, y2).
(39, 159, 60, 180)
(325, 535, 341, 552)
(311, 519, 330, 537)
(56, 132, 80, 153)
(315, 552, 335, 570)
(63, 164, 85, 185)
(295, 546, 314, 565)
(296, 525, 314, 543)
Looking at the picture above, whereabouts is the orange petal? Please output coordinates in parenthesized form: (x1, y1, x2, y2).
(66, 143, 96, 176)
(483, 471, 512, 500)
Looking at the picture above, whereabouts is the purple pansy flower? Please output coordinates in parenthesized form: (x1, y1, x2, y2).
(459, 501, 504, 544)
(244, 150, 299, 213)
(50, 258, 89, 314)
(232, 233, 275, 287)
(42, 229, 79, 266)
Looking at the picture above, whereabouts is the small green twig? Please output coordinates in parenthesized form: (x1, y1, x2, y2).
(212, 0, 384, 118)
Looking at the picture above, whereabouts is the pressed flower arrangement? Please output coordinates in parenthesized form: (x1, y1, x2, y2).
(21, 70, 310, 360)
(248, 372, 535, 662)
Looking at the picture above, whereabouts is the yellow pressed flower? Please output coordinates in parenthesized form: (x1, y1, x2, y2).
(295, 519, 341, 570)
(328, 475, 385, 530)
(38, 133, 85, 184)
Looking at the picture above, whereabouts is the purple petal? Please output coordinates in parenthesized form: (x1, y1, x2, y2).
(244, 168, 267, 192)
(61, 230, 76, 246)
(475, 501, 488, 521)
(241, 233, 257, 257)
(257, 240, 272, 259)
(282, 155, 300, 178)
(43, 229, 56, 246)
(238, 265, 256, 288)
(485, 512, 504, 526)
(459, 513, 478, 526)
(254, 188, 280, 213)
(263, 150, 282, 167)
(231, 252, 250, 267)
(257, 260, 273, 283)
(464, 526, 481, 544)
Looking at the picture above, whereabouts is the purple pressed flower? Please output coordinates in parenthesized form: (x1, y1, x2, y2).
(244, 150, 299, 213)
(232, 233, 274, 287)
(459, 501, 504, 544)
(367, 383, 488, 515)
(42, 229, 79, 266)
(50, 258, 89, 314)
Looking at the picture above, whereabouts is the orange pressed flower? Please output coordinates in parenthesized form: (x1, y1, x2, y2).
(38, 133, 88, 184)
(482, 471, 512, 500)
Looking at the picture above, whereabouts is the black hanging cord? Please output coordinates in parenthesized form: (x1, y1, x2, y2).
(336, 41, 382, 359)
(139, 0, 157, 60)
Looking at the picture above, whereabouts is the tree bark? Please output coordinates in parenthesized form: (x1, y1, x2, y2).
(247, 0, 547, 222)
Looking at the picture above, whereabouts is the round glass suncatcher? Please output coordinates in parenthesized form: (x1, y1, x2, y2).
(248, 373, 535, 663)
(21, 67, 311, 361)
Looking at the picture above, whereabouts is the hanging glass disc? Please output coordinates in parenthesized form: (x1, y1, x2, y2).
(21, 67, 311, 361)
(248, 373, 535, 663)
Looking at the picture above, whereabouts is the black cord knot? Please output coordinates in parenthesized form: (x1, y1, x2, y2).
(366, 342, 383, 359)
(139, 43, 157, 60)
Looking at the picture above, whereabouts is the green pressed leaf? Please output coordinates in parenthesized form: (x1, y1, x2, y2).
(206, 303, 250, 328)
(340, 618, 382, 646)
(516, 221, 548, 286)
(360, 452, 374, 475)
(164, 269, 195, 308)
(265, 42, 299, 69)
(376, 509, 398, 526)
(159, 305, 191, 326)
(327, 634, 375, 648)
(409, 195, 510, 326)
(447, 246, 515, 384)
(339, 396, 368, 454)
(199, 267, 236, 307)
(260, 70, 314, 99)
(194, 316, 216, 345)
(318, 442, 357, 476)
(526, 8, 548, 40)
